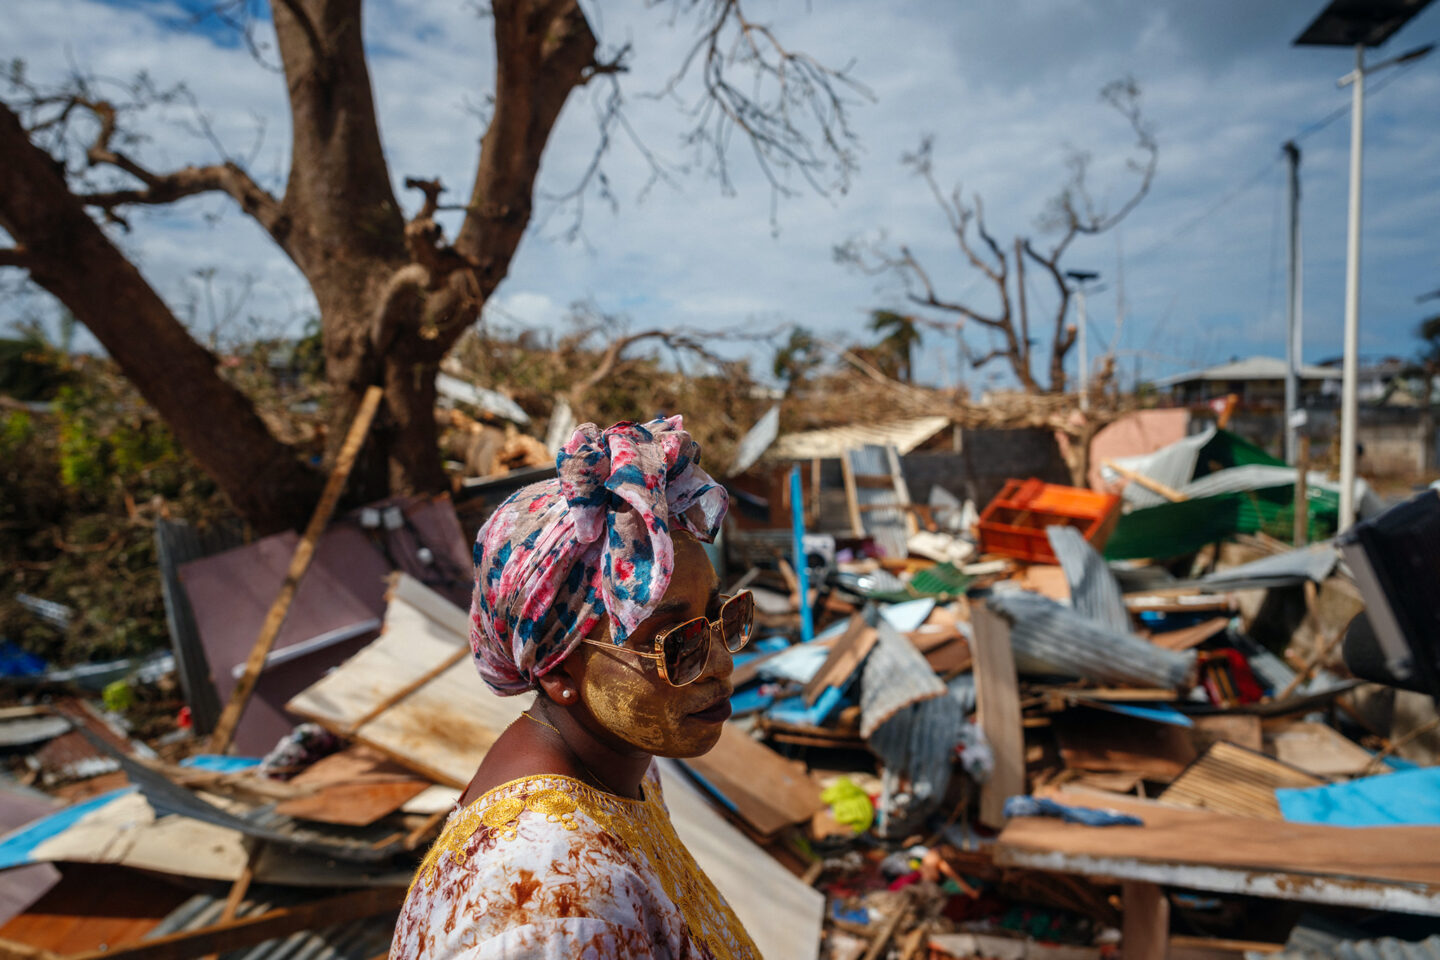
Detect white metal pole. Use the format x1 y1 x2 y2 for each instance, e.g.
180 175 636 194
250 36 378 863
1077 286 1089 411
1339 44 1364 530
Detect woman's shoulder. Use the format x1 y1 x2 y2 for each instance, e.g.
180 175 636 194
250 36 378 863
395 772 681 959
410 772 656 893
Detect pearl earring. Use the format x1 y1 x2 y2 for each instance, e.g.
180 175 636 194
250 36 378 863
561 689 572 700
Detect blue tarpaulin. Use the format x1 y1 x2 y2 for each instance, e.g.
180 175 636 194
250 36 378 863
1277 767 1440 827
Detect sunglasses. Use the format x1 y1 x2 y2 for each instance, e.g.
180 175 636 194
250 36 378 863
580 592 755 687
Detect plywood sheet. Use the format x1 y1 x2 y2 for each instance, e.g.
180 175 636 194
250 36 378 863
658 761 823 960
274 746 430 826
286 575 528 788
1264 721 1384 778
0 864 189 954
1160 742 1324 819
682 724 823 836
1000 784 1440 887
1055 709 1197 782
1190 715 1263 754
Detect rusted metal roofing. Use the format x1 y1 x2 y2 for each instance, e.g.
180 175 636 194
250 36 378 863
763 416 951 461
149 889 397 960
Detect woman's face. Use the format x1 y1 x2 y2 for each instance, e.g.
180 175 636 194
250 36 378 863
566 533 733 759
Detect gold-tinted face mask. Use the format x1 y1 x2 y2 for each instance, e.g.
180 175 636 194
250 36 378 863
571 534 735 758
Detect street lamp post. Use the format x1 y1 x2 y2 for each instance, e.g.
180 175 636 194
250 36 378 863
1338 42 1366 531
1295 0 1435 530
1066 270 1100 411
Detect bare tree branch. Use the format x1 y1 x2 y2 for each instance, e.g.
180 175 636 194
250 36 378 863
652 0 870 220
0 246 33 269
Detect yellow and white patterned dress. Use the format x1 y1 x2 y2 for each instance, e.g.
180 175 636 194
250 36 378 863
390 764 761 960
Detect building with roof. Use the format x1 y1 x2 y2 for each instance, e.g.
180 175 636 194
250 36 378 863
1154 356 1341 407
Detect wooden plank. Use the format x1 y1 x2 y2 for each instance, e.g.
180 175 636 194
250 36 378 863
682 723 824 837
62 887 405 960
1189 715 1263 754
971 603 1024 830
1159 742 1324 819
1000 785 1440 887
923 638 972 677
839 453 864 536
657 762 824 960
801 616 875 706
210 385 384 753
1150 617 1229 653
1122 881 1170 960
1104 458 1186 502
1264 720 1383 778
1072 771 1143 795
884 445 918 537
1055 709 1197 782
274 746 431 826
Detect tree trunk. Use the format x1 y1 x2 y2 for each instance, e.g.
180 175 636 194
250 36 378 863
0 104 320 532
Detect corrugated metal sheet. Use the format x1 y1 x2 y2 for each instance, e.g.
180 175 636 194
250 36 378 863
1046 526 1129 635
148 890 396 960
729 405 781 476
434 372 529 424
848 445 909 559
1107 428 1216 508
764 416 950 461
85 731 406 863
1270 931 1440 960
867 690 962 837
987 590 1195 688
861 622 961 836
1184 544 1338 592
858 621 948 738
156 517 246 733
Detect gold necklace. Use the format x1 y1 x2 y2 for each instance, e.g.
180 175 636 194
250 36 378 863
520 710 626 797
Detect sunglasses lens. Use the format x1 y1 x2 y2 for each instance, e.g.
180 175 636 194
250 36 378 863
721 592 754 653
663 618 709 686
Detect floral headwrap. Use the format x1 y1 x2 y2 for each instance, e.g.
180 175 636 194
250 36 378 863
469 416 728 695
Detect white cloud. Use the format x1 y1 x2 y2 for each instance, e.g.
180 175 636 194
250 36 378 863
4 0 1438 389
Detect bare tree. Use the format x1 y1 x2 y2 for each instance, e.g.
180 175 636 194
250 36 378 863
837 78 1156 396
0 0 863 530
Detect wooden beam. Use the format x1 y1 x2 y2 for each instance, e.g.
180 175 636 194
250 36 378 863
971 603 1024 830
839 452 864 536
209 385 384 753
62 888 405 960
1123 882 1170 960
1103 458 1187 502
345 645 470 735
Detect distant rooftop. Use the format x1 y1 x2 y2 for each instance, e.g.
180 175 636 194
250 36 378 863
1154 356 1344 388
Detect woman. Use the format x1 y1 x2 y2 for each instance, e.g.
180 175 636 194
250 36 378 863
390 416 762 960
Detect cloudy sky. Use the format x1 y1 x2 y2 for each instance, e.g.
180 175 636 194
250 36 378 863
7 0 1440 390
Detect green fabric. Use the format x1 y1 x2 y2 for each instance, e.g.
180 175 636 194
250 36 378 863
1192 429 1285 478
1103 486 1338 561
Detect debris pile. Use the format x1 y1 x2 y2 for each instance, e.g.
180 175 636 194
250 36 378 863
0 417 1436 960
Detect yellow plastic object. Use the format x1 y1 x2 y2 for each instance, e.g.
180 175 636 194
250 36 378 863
820 777 875 834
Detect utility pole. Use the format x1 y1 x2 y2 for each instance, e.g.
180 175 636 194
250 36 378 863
1283 141 1304 465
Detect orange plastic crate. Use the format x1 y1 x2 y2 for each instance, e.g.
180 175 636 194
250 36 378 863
976 478 1121 565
